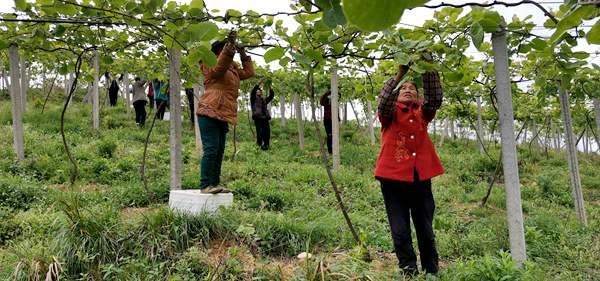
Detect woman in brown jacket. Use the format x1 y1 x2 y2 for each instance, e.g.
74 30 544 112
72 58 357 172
196 31 254 194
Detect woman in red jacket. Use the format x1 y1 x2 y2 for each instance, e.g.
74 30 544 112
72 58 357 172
375 63 444 276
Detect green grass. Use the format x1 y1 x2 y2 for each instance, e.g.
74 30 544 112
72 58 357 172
0 92 599 280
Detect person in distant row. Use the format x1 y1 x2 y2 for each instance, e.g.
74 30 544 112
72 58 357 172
375 60 444 276
106 72 120 106
153 79 168 120
196 30 254 194
132 77 148 127
185 87 196 128
320 90 341 154
147 79 155 109
250 84 274 150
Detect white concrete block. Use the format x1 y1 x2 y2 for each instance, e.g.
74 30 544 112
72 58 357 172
169 190 233 215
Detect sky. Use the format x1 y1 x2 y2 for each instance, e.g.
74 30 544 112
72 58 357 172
0 0 598 68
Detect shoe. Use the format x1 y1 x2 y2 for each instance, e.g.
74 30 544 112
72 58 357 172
260 145 268 151
200 186 223 194
215 185 232 193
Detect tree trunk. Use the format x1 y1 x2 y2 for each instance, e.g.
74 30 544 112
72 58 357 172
331 65 340 171
350 100 361 128
294 92 304 149
366 100 376 144
193 81 203 157
593 97 600 152
20 58 28 113
476 95 485 155
92 50 100 130
9 45 25 162
558 86 588 225
124 72 131 113
280 94 286 129
439 119 448 146
449 119 456 139
492 31 527 266
169 48 182 190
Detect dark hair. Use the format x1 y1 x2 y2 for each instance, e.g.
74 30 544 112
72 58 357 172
251 85 261 96
135 77 141 81
211 40 227 55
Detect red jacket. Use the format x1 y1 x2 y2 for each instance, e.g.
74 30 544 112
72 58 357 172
374 102 444 182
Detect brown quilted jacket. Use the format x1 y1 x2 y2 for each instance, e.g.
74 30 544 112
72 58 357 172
196 43 254 125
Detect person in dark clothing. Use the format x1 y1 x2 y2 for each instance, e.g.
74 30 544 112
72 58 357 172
320 90 340 154
250 84 274 150
185 88 195 128
106 73 119 106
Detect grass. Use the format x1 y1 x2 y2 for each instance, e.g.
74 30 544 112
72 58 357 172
0 91 599 280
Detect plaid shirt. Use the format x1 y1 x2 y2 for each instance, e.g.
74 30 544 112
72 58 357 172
377 71 443 127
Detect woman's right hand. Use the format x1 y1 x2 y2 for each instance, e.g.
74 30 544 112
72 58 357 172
227 30 237 44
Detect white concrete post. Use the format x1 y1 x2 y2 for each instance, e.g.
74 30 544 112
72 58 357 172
492 30 527 266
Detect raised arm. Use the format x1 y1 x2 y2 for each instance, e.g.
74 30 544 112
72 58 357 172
237 46 255 80
250 85 258 106
202 43 235 79
377 65 407 128
265 87 275 104
421 71 443 122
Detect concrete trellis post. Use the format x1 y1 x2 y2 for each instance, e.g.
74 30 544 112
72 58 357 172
294 92 304 149
9 44 25 162
492 30 527 266
169 48 183 190
331 65 340 171
92 50 100 130
558 86 588 225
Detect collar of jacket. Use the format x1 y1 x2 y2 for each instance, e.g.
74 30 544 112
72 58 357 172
396 101 421 111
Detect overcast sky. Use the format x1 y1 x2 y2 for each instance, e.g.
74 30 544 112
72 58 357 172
1 0 598 67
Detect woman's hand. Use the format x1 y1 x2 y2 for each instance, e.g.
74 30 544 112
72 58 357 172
395 64 409 81
227 30 237 44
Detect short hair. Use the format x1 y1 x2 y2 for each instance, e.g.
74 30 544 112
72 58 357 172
135 77 141 81
211 40 227 55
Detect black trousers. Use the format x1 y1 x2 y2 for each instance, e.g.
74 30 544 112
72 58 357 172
254 119 271 149
148 96 154 109
379 175 439 275
323 119 332 154
156 100 167 120
133 100 147 126
185 90 195 126
109 90 118 106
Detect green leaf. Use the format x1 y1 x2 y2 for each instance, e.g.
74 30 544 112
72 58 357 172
550 5 597 44
444 72 463 82
264 47 286 63
395 52 410 65
53 25 66 37
530 38 547 50
279 57 291 67
572 52 590 59
186 22 219 42
189 0 204 10
0 39 9 50
478 11 503 32
197 46 217 67
342 0 405 32
15 0 27 11
586 19 600 45
323 2 346 29
469 22 484 50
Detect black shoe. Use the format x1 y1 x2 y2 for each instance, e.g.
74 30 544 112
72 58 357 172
261 144 269 150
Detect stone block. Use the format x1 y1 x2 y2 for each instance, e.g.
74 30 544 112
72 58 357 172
168 190 233 215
